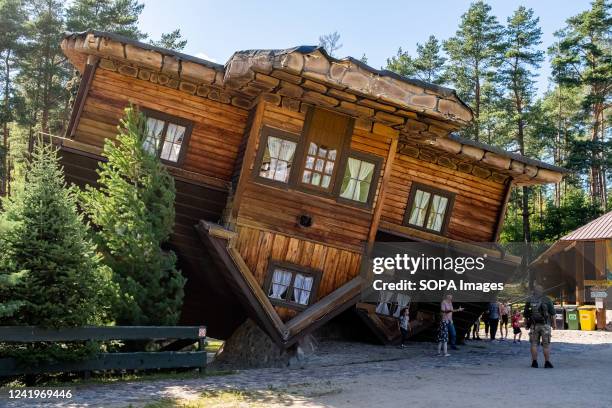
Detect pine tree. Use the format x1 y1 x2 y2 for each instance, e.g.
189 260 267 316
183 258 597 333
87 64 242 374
0 140 116 328
550 0 611 209
66 0 145 39
0 0 27 194
16 0 69 135
80 107 184 325
386 36 447 84
0 219 27 319
444 1 505 141
500 6 545 248
150 29 188 51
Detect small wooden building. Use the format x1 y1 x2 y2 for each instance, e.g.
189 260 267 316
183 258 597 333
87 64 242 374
59 31 566 347
532 211 612 329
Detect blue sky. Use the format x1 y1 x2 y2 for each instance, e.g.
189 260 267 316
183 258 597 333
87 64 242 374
139 0 593 95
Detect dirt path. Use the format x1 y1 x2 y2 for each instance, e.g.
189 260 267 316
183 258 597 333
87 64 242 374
5 331 612 408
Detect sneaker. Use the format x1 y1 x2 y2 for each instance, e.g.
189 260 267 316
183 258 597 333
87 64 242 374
544 361 554 369
437 352 442 356
451 345 459 350
531 360 538 368
444 353 451 357
513 340 516 344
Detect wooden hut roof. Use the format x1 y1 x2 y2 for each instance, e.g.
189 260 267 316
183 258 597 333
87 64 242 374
61 30 567 186
561 211 612 241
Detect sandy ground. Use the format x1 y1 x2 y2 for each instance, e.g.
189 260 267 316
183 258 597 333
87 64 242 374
4 330 612 408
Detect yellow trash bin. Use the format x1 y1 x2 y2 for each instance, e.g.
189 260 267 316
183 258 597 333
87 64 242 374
578 306 597 331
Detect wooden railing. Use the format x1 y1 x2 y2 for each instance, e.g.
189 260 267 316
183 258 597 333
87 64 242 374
0 326 207 376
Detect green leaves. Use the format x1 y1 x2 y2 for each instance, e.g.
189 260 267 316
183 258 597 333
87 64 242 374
0 139 118 329
80 106 184 326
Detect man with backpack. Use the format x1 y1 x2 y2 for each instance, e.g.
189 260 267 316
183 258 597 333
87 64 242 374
523 284 556 368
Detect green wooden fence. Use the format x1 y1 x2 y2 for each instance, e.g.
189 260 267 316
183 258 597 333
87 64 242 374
0 326 207 376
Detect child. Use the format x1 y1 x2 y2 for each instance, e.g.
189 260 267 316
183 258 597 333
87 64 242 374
437 318 450 356
512 309 522 343
398 307 411 348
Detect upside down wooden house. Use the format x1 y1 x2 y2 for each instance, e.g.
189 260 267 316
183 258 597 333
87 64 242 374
59 31 567 347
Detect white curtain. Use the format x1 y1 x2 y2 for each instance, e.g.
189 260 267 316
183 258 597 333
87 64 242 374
376 290 394 315
161 124 186 162
260 136 282 179
340 158 361 200
274 139 296 182
393 293 411 318
144 117 165 155
426 195 448 232
270 269 292 300
293 273 314 305
408 190 431 227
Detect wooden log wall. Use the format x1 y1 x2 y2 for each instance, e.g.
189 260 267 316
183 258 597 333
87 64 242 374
234 225 362 321
235 103 393 253
74 67 248 182
381 152 506 242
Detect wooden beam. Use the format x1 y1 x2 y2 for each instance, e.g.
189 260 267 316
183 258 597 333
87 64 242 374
493 178 514 242
195 221 288 346
378 220 521 264
230 101 266 225
366 132 398 254
284 277 362 337
66 55 99 138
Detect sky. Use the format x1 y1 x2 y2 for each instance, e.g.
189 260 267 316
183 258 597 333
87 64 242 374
138 0 594 96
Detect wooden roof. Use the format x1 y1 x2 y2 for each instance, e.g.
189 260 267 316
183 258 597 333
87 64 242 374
61 30 566 186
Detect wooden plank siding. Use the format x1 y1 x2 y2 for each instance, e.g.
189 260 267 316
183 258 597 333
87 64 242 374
235 103 394 252
73 68 248 182
380 152 506 243
234 226 362 321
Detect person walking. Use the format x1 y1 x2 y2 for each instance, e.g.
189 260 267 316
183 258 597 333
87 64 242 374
482 309 490 338
470 313 481 340
512 309 522 343
500 302 510 340
398 307 411 348
524 284 556 368
488 301 500 341
441 294 464 350
437 316 450 357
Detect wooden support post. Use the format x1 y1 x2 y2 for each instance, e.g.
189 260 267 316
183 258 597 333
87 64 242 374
198 326 207 373
366 132 398 255
595 240 606 329
65 55 99 139
230 101 266 225
493 178 514 242
576 242 585 306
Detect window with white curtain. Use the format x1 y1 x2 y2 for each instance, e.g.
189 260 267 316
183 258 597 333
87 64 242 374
266 264 319 309
339 156 377 204
404 184 453 233
259 135 297 183
142 110 192 165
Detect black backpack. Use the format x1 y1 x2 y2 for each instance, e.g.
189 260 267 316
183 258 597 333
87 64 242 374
529 296 549 324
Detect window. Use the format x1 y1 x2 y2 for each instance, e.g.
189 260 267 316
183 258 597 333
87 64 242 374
265 263 321 309
337 152 381 206
142 109 192 165
255 127 299 184
298 108 352 193
403 183 454 234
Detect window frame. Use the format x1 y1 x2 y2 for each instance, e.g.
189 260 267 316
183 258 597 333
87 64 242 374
291 107 354 197
140 107 193 166
252 126 301 188
334 150 383 209
263 261 322 310
402 182 455 235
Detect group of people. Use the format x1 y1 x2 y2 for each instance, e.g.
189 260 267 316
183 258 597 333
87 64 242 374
467 300 523 343
398 285 556 368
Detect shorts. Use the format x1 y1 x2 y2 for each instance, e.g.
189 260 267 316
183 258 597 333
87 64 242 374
502 315 509 325
529 323 551 346
513 326 521 335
